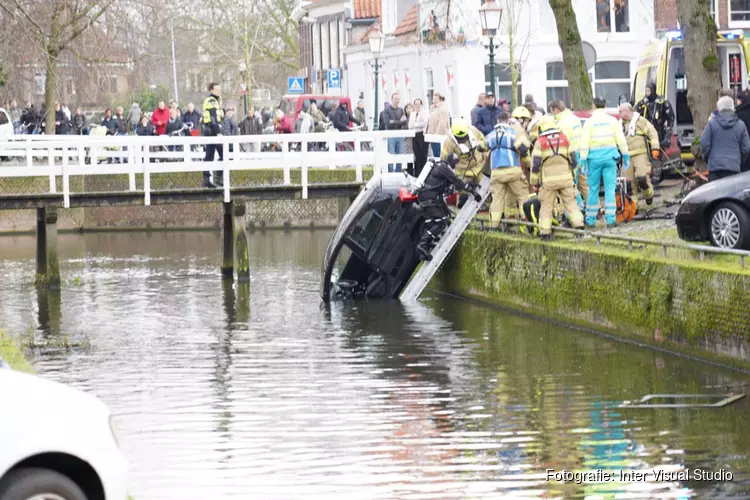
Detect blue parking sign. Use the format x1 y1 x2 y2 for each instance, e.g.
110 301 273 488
328 69 341 89
288 77 304 94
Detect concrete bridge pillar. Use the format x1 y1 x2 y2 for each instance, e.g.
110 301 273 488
35 206 60 288
233 203 250 282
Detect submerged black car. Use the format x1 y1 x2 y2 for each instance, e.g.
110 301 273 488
675 171 750 249
320 172 434 302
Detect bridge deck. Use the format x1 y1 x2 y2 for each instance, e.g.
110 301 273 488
0 183 363 210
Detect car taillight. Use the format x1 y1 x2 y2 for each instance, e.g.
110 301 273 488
444 193 458 206
399 187 418 202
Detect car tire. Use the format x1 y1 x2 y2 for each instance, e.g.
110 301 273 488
708 202 750 250
0 467 88 500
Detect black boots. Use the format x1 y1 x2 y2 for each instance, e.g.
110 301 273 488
416 242 433 261
201 176 215 188
213 171 224 188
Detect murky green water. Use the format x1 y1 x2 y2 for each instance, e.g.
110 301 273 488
1 230 749 500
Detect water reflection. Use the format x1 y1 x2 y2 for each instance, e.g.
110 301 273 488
35 285 62 337
0 231 748 499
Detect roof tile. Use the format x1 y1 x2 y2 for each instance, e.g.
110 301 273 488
354 0 381 19
392 5 418 37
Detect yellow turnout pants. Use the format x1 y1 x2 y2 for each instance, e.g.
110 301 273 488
539 179 584 235
490 167 528 224
625 154 654 205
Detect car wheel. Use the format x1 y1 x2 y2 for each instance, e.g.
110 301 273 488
709 202 750 250
0 467 87 500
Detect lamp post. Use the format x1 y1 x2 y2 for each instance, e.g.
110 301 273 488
368 27 385 130
239 61 248 116
479 0 504 98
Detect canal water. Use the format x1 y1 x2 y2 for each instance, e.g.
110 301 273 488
1 230 749 500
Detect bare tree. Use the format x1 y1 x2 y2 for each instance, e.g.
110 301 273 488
0 0 119 133
548 0 593 110
498 0 533 109
676 0 718 134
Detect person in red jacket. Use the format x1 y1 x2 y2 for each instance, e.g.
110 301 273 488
151 101 170 135
274 109 293 134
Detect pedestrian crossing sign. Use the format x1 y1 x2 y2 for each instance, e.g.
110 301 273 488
288 77 304 94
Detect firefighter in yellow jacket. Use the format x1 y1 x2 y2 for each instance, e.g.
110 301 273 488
441 118 488 182
486 111 530 224
618 102 660 206
530 116 585 240
510 106 534 192
550 99 588 210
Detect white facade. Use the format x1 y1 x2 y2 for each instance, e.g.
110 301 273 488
302 0 353 95
344 0 655 125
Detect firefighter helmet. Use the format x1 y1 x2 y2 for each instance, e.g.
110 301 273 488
512 106 531 120
451 119 469 139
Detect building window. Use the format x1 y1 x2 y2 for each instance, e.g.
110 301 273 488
425 68 434 104
486 64 522 106
329 20 339 69
321 22 330 70
596 0 629 33
710 0 717 20
593 61 630 106
65 78 75 96
545 62 570 109
34 73 45 95
730 0 750 22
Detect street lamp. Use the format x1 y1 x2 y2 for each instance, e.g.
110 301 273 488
368 27 385 130
479 0 503 98
239 61 248 116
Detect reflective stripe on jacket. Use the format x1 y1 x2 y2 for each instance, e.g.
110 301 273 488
579 109 628 162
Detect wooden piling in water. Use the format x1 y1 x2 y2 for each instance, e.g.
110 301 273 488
233 203 250 282
221 202 234 278
35 206 60 287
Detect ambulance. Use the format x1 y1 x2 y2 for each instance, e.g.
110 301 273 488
628 30 750 166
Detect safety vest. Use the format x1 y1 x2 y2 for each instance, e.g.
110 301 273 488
531 129 574 185
202 95 224 125
487 125 521 169
579 109 628 162
555 109 583 153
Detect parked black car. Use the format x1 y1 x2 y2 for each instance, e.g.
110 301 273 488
675 171 750 249
320 173 434 302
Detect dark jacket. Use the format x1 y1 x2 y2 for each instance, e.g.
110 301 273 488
102 116 119 134
55 109 69 135
418 160 469 201
476 105 502 136
470 105 483 128
700 110 750 173
182 110 201 133
115 114 128 134
332 106 353 131
135 123 155 136
382 102 407 130
72 114 87 135
166 118 186 135
221 116 238 136
735 103 750 172
238 115 263 135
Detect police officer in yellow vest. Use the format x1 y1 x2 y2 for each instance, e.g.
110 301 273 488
202 82 225 188
530 116 585 240
618 102 660 206
440 118 488 182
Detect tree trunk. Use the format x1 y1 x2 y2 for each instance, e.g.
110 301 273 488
676 0 719 135
549 0 593 110
44 48 59 135
509 26 518 109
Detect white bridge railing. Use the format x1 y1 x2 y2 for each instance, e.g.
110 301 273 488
0 131 447 208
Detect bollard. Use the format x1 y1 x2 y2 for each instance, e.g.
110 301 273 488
233 203 250 282
221 201 234 278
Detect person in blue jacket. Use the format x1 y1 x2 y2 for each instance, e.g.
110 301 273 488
475 92 503 136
